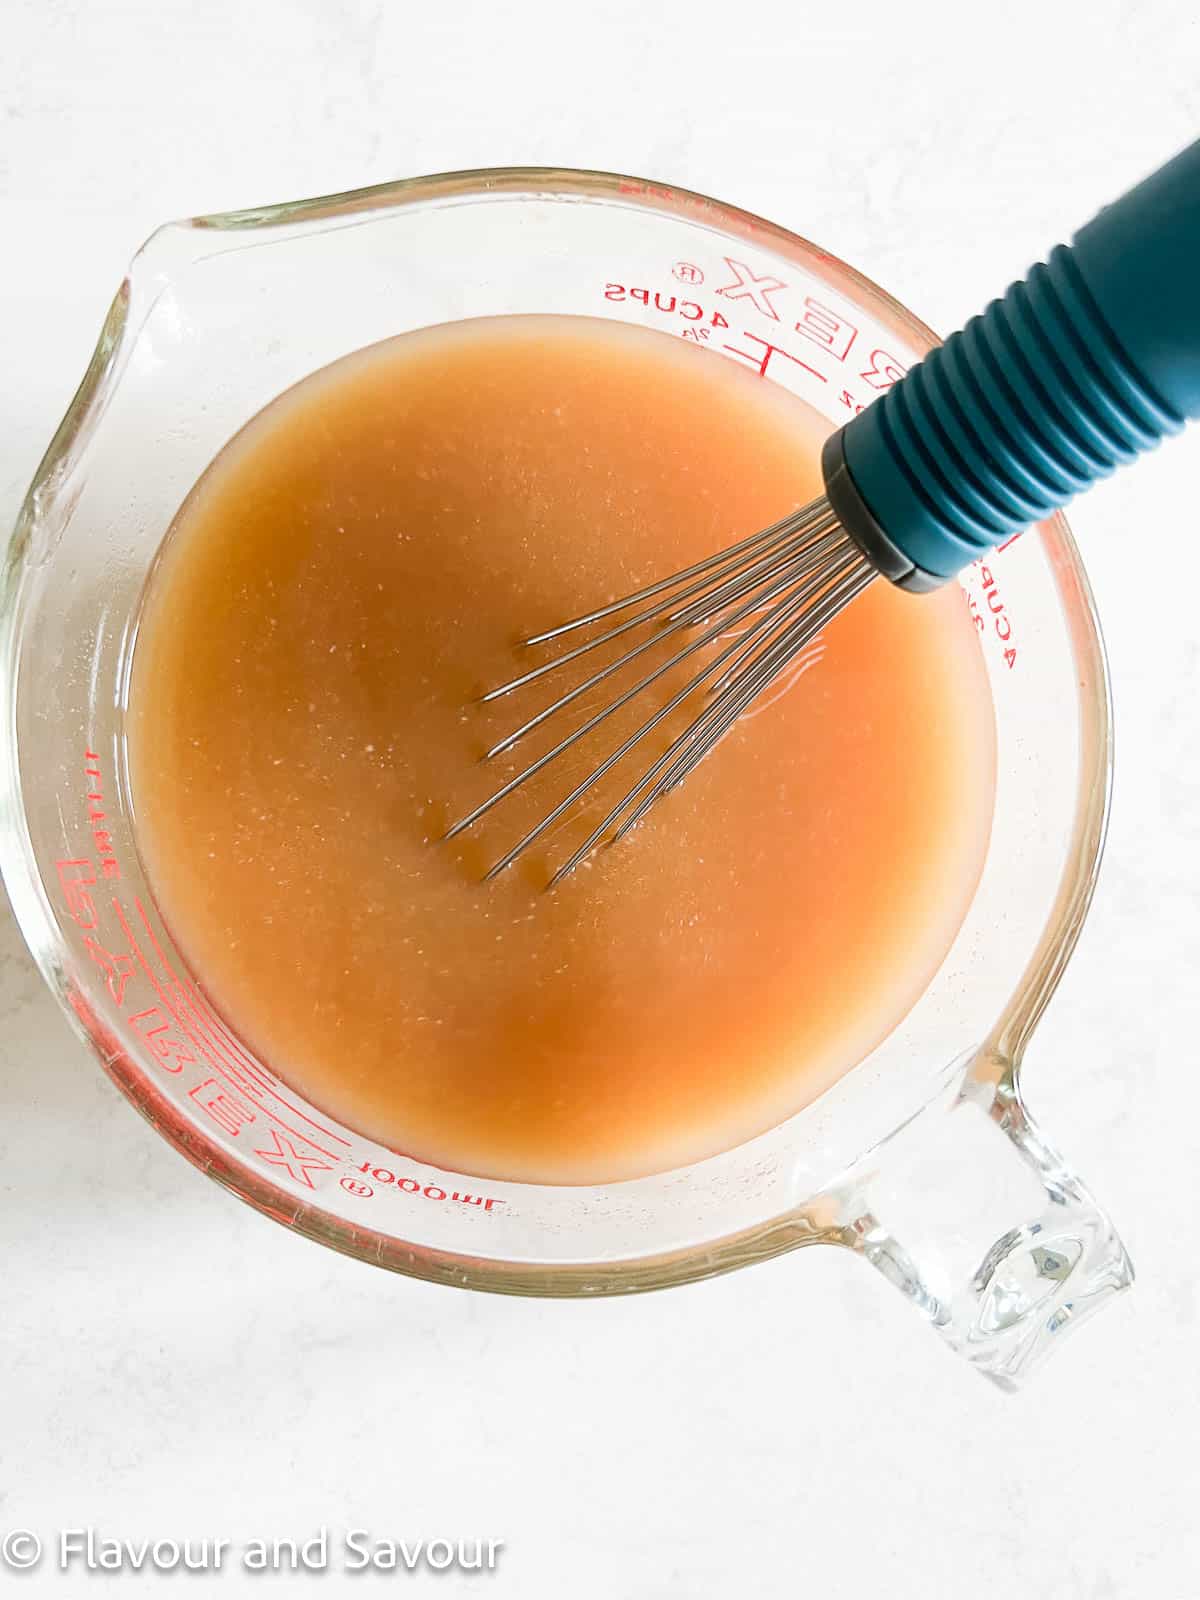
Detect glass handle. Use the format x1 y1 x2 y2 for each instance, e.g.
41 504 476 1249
832 1062 1133 1389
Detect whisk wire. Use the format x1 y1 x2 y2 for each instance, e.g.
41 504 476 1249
467 545 843 875
617 559 876 826
548 552 873 885
519 503 831 646
444 499 874 881
482 514 838 758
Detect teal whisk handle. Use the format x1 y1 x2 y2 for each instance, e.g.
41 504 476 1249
824 138 1200 589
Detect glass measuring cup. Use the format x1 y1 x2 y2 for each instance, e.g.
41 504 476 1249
0 168 1131 1387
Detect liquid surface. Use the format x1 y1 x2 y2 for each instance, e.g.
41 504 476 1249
127 315 996 1185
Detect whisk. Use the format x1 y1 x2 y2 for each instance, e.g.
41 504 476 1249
447 139 1200 884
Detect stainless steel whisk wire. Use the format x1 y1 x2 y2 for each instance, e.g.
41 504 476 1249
443 501 875 883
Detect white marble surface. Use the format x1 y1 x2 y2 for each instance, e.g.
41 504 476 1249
3 1 1200 1594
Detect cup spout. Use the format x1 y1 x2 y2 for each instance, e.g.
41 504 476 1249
832 1058 1133 1389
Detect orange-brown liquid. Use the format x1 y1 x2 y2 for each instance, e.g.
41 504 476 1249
127 316 995 1185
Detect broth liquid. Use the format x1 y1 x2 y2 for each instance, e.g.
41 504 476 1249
127 315 996 1184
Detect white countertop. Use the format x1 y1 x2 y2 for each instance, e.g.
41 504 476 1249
3 1 1199 1593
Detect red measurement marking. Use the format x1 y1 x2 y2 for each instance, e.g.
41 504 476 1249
859 349 908 391
357 1162 503 1210
128 1005 196 1073
254 1129 332 1188
966 562 1018 670
715 257 787 321
114 901 265 1100
996 530 1024 554
111 896 346 1161
126 897 341 1126
340 1176 374 1198
83 749 120 879
83 933 137 1006
673 261 704 284
56 858 99 929
978 562 1017 668
130 896 350 1150
722 330 826 385
131 919 276 1096
838 389 866 415
602 284 728 329
793 295 858 363
189 1076 256 1136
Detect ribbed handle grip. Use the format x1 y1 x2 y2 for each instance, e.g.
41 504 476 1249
829 138 1200 587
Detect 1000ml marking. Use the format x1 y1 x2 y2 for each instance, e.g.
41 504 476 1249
355 1162 502 1211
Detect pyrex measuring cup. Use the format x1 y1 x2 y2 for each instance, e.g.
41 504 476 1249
0 169 1131 1387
